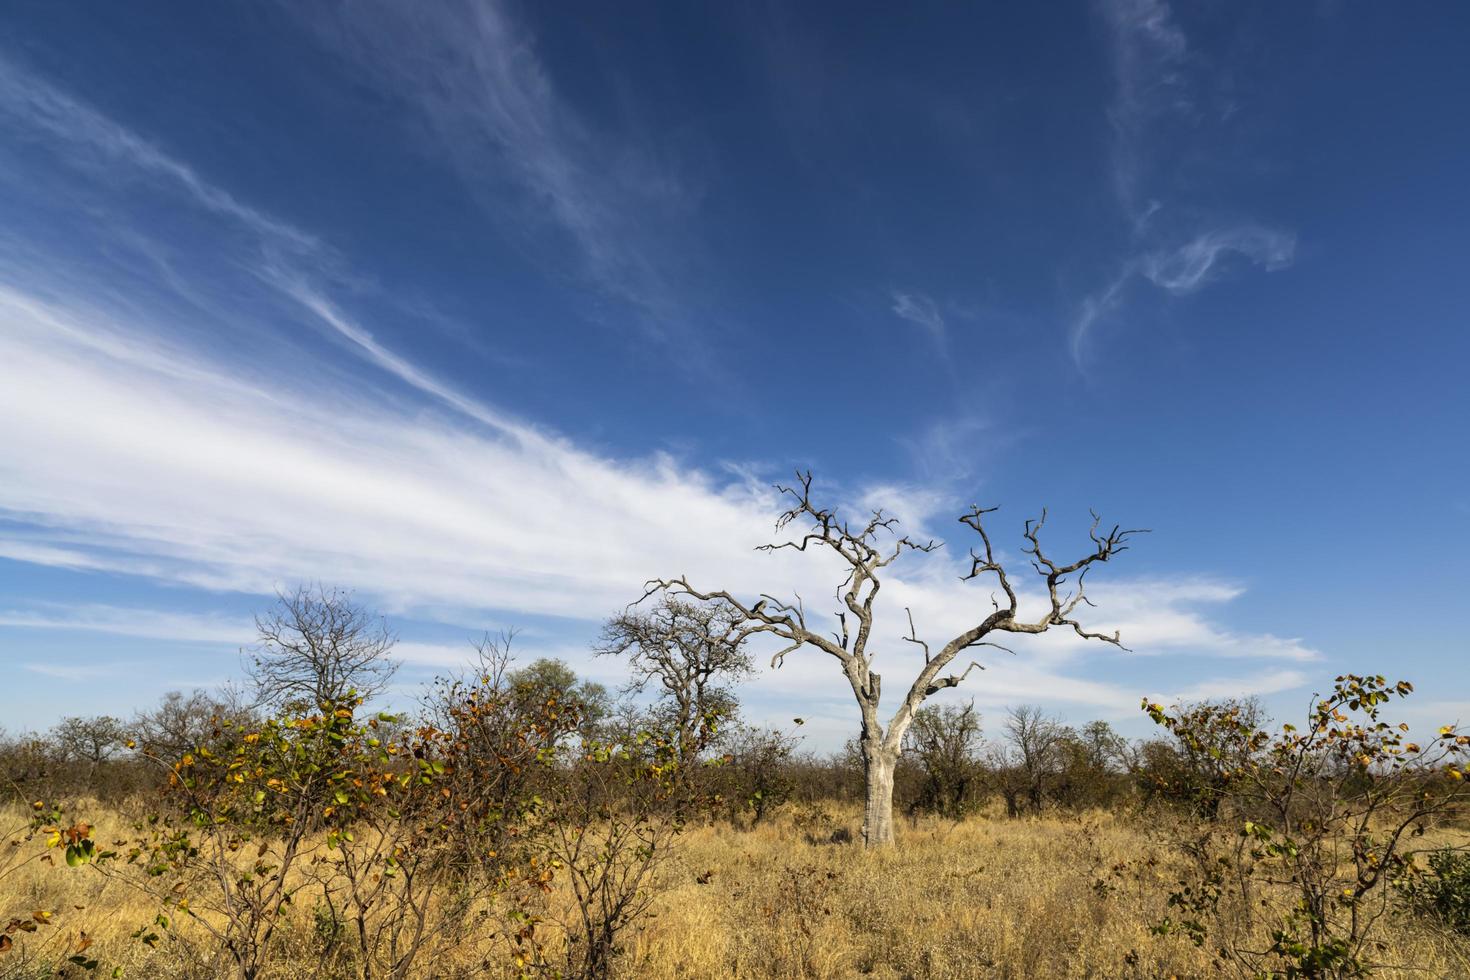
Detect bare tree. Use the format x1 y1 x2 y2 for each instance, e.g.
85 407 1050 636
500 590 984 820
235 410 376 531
642 471 1142 847
131 689 252 762
596 596 755 763
1001 705 1069 814
246 585 397 712
50 715 127 767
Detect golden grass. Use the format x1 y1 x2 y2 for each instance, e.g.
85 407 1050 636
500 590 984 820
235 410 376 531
3 800 1467 978
638 805 1468 979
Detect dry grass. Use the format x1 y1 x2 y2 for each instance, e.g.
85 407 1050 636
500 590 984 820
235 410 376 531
2 800 1466 978
639 804 1468 979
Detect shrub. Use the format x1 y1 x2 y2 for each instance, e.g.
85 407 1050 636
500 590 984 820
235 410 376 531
1400 848 1470 936
1144 675 1470 978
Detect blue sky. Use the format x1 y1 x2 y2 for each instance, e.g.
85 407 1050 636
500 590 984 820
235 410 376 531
2 1 1467 747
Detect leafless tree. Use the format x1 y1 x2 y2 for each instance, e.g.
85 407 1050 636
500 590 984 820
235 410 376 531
642 470 1142 847
246 585 397 712
131 688 252 762
50 715 128 766
1000 705 1069 814
596 596 754 763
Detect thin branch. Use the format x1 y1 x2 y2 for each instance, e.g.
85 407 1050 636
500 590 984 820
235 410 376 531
902 607 931 664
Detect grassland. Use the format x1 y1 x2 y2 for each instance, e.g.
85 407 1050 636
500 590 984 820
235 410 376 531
3 800 1467 979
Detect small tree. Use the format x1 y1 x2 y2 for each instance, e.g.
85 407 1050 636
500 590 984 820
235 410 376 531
532 727 688 979
1001 705 1069 814
721 724 800 826
97 693 473 980
100 699 367 980
1146 696 1267 819
420 635 583 885
597 596 754 765
425 638 690 979
644 471 1142 847
1052 719 1131 810
131 689 252 762
905 701 983 819
507 657 611 743
247 585 398 713
304 712 463 980
50 716 127 767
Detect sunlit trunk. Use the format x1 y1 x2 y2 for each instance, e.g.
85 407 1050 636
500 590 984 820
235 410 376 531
861 740 899 847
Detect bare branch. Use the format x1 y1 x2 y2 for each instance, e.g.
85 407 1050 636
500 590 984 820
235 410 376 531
902 607 931 663
923 660 985 697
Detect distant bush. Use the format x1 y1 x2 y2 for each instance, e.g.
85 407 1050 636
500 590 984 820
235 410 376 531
1400 848 1470 937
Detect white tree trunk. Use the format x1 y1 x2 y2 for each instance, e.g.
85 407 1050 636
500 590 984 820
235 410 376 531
860 741 899 847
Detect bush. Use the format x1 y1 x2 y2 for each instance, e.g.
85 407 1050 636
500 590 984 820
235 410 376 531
1143 675 1470 978
1400 848 1470 936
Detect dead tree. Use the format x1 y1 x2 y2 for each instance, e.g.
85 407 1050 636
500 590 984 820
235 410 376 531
642 471 1142 848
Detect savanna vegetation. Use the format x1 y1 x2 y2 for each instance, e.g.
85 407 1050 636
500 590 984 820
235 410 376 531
3 486 1468 979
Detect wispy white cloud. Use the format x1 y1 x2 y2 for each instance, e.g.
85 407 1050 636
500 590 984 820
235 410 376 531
393 641 492 668
890 291 946 338
1070 226 1295 361
0 284 1317 715
0 540 121 573
23 663 102 682
0 604 252 645
0 52 318 253
1096 0 1190 216
0 53 552 439
272 277 531 439
1159 667 1311 704
1141 227 1296 295
885 572 1320 669
896 414 1000 487
291 0 697 337
1076 1 1296 367
0 282 792 620
1069 270 1132 366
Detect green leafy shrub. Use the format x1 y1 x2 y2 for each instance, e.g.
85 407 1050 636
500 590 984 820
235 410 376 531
1400 848 1470 936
